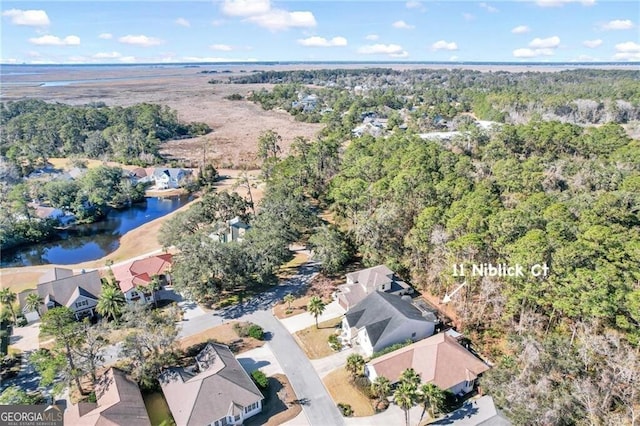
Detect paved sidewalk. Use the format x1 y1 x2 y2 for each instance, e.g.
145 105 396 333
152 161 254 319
279 300 345 334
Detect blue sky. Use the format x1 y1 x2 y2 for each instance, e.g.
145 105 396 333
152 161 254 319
1 1 639 63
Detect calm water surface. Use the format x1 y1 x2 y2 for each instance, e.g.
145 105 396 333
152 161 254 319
1 195 191 267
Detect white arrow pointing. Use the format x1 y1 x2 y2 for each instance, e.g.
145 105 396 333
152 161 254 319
442 281 467 304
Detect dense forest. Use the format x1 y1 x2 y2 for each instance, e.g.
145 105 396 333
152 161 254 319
0 100 211 173
228 69 640 424
220 68 640 126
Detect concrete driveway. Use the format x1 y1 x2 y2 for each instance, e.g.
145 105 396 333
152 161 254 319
8 321 41 352
279 300 345 334
310 347 358 379
237 343 284 377
344 404 425 426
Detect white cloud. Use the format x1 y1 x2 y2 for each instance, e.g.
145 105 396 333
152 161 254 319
365 34 379 41
615 41 640 52
2 9 50 27
601 19 634 30
529 36 560 48
405 1 424 10
536 0 595 7
29 35 81 46
298 36 347 47
450 55 459 61
246 10 316 30
358 43 407 57
513 48 555 58
463 13 475 21
210 44 233 51
93 51 122 59
176 17 190 27
432 40 458 51
511 25 530 34
221 0 271 17
392 20 415 30
211 19 225 27
119 56 137 63
118 35 163 47
98 33 113 40
582 39 602 48
182 56 257 62
479 2 499 12
613 41 640 60
390 51 409 58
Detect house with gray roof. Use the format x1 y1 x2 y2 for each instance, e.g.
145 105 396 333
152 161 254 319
159 343 263 426
340 291 438 357
19 269 102 322
336 264 414 310
64 368 151 426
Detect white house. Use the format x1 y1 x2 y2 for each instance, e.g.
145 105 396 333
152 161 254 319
340 291 438 357
19 269 102 321
159 343 263 426
365 332 490 397
336 265 414 310
152 168 191 189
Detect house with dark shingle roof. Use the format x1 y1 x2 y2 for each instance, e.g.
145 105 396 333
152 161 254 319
64 368 151 426
159 343 263 426
19 269 102 322
336 265 414 310
340 291 438 356
366 332 490 396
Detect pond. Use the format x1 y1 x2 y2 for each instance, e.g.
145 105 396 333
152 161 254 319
143 391 176 426
1 195 191 267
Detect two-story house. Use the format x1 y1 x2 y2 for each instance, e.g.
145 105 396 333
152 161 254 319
113 254 173 304
340 291 438 357
336 265 414 310
19 268 102 322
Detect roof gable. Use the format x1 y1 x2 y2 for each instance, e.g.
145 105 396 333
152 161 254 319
160 343 263 426
368 333 490 390
345 292 432 347
35 270 102 311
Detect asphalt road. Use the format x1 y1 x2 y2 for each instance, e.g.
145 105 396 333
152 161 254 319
247 310 346 426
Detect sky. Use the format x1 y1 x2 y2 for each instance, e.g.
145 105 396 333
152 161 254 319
1 0 639 64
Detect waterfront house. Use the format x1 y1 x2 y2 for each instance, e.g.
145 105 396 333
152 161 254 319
19 269 102 322
113 254 173 304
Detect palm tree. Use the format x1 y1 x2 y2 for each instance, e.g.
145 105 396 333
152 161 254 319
307 296 326 328
24 293 43 318
284 293 295 310
148 276 163 308
419 383 447 421
393 381 418 426
0 288 17 324
96 286 126 322
400 368 421 388
345 353 365 379
371 376 392 404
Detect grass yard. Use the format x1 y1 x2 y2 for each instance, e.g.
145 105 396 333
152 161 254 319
273 295 310 319
293 317 342 360
277 250 311 279
178 321 264 353
323 368 375 417
246 374 302 426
